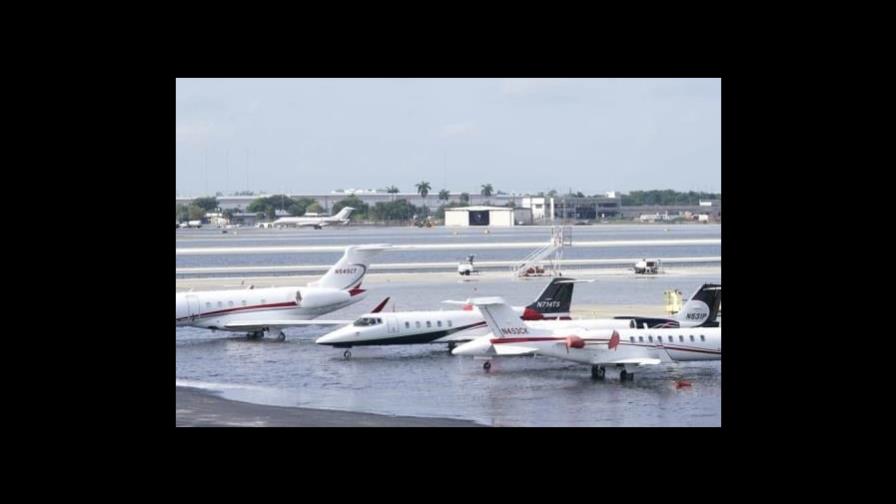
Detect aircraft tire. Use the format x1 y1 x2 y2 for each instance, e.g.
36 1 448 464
483 361 491 371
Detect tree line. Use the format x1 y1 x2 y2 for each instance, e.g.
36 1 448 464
177 187 720 223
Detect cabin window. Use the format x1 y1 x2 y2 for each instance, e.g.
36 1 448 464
405 322 410 329
416 321 421 328
206 302 211 308
638 336 643 343
261 299 266 304
668 336 673 342
228 301 234 307
648 336 653 343
426 321 431 328
679 335 684 342
242 300 247 306
690 335 695 342
217 301 223 308
437 321 442 327
629 336 635 343
448 320 453 327
700 335 705 342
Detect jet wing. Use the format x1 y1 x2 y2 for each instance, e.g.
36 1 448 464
222 320 352 330
595 357 663 366
493 345 539 356
439 333 479 343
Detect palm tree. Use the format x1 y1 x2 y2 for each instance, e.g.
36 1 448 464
481 183 494 197
416 181 431 204
438 189 450 202
386 185 400 194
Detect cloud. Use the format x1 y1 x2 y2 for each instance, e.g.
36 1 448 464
440 121 478 138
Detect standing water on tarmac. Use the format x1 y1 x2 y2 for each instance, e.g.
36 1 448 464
176 263 722 427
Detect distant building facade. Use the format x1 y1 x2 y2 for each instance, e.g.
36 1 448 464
444 206 530 227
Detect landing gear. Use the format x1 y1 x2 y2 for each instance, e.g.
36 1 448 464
447 342 456 352
343 350 352 360
247 331 264 340
483 360 492 371
276 331 286 342
591 365 606 380
620 369 633 381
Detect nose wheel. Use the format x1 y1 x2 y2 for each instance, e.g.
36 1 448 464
620 369 633 381
276 331 286 342
591 365 606 380
343 350 352 360
483 360 491 371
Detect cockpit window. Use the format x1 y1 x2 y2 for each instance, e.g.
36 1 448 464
353 317 382 327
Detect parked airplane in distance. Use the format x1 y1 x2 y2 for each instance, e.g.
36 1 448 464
271 207 354 229
175 244 389 341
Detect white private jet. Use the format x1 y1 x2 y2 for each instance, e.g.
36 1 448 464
315 281 721 358
315 277 589 358
175 244 389 341
271 207 354 229
452 296 721 380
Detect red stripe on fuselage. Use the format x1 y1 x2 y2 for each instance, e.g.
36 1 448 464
195 301 297 318
489 336 721 355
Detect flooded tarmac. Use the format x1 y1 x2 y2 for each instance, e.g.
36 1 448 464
176 227 722 427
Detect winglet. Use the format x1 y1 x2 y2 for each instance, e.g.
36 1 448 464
608 330 620 350
370 297 390 313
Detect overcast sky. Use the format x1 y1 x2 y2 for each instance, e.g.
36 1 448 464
176 78 720 196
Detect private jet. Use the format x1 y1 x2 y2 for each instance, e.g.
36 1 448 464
175 244 388 341
452 297 721 380
271 207 354 229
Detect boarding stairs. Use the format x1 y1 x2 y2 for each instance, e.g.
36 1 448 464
511 226 572 277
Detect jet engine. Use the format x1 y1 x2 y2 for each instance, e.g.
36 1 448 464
296 288 351 309
565 335 586 349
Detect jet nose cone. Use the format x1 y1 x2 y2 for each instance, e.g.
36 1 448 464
316 326 356 345
314 333 335 345
315 331 341 345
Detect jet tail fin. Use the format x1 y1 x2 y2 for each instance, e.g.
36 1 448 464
311 244 389 290
468 297 549 338
332 207 355 221
675 283 722 327
522 277 576 320
370 297 390 313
